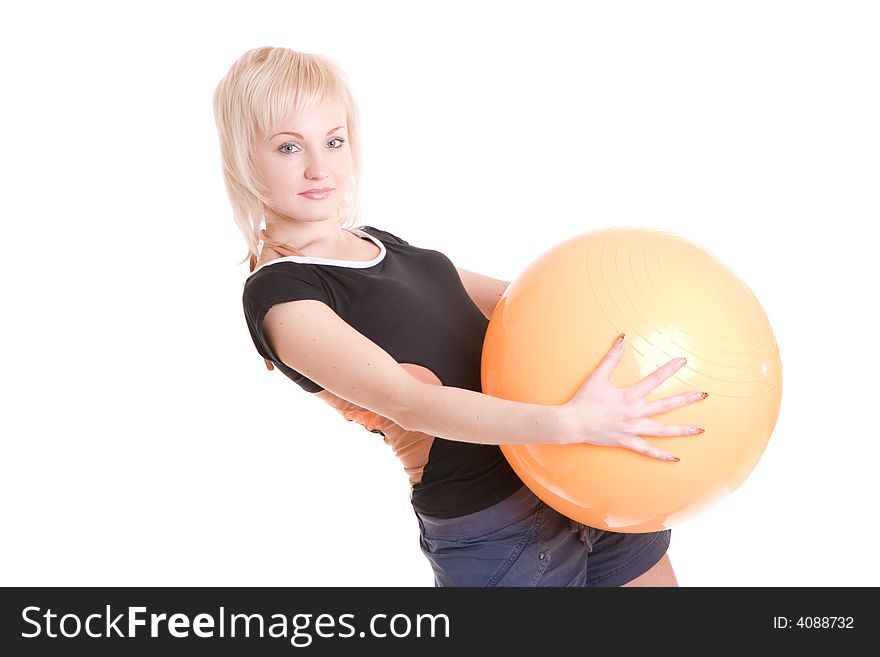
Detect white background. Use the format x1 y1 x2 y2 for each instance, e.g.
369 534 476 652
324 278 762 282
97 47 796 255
1 0 877 589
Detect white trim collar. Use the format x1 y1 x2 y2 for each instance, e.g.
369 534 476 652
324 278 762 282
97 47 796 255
248 228 386 276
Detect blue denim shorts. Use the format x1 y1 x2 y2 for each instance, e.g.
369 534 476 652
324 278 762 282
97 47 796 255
416 484 671 587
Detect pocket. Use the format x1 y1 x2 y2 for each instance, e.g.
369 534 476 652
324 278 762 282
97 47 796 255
487 529 551 587
418 505 547 587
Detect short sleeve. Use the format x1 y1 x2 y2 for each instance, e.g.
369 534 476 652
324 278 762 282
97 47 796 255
241 265 331 391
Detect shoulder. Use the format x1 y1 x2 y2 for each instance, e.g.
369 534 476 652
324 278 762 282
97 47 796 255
244 259 320 290
242 264 328 317
358 225 410 246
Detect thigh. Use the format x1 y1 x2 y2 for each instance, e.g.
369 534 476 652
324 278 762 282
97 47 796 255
621 552 678 587
582 526 672 587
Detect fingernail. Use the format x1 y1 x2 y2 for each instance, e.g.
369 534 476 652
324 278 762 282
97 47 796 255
669 456 680 462
692 427 705 435
616 333 626 344
677 357 687 366
699 392 709 400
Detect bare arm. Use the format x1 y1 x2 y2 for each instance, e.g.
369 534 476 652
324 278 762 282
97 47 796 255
264 301 706 459
400 378 565 445
263 299 566 446
455 267 509 320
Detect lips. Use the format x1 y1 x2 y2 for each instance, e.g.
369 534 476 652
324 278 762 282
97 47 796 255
299 187 334 198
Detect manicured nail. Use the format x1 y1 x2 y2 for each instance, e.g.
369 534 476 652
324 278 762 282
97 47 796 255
669 456 680 462
677 358 687 366
699 392 709 400
691 427 705 435
616 333 626 344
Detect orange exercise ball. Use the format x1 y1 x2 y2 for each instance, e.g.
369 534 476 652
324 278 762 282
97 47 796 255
481 228 782 533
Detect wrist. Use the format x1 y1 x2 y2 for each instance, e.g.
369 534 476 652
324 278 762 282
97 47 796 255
548 402 576 445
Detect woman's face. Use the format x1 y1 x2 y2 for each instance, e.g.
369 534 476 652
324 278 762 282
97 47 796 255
253 98 352 225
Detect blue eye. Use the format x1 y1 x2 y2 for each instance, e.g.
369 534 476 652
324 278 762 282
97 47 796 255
278 138 345 154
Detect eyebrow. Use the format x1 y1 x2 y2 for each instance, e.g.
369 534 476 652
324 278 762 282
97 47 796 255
270 125 346 140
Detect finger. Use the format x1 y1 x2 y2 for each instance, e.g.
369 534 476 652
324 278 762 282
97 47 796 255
642 390 709 416
628 357 687 399
593 333 626 382
619 435 679 462
630 418 704 437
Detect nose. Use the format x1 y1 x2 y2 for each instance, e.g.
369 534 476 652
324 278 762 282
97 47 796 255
303 150 329 182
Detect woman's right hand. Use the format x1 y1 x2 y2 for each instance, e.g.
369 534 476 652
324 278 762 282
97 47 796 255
560 333 708 461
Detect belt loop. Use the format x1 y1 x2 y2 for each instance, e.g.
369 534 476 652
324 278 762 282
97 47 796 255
569 519 594 552
580 524 594 552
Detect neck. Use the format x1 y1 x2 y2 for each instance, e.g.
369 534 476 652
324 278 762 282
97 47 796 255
262 217 347 252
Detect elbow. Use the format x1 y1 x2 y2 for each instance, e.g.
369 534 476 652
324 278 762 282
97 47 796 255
391 375 437 433
392 382 422 433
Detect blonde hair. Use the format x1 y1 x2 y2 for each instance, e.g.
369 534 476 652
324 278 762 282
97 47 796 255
213 47 363 269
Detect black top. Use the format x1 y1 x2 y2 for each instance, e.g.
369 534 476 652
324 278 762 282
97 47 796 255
241 225 521 517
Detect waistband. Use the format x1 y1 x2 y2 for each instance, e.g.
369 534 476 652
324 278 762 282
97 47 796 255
415 484 539 539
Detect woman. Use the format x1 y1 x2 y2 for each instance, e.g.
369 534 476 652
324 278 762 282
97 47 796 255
213 46 707 587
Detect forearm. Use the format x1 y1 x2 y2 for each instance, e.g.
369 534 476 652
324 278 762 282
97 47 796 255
398 381 569 445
